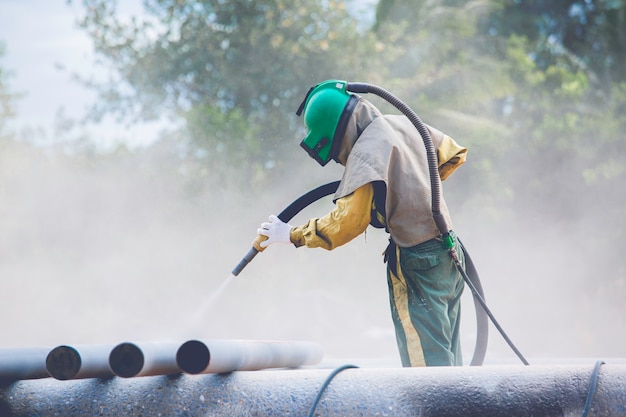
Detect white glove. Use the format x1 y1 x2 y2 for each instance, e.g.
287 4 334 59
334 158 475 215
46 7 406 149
257 215 292 248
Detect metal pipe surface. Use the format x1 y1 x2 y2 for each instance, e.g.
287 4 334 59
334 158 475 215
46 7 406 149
46 345 115 381
1 364 625 416
176 339 324 374
0 347 51 383
108 342 182 378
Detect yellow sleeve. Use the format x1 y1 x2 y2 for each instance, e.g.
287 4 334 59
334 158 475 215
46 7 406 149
290 183 374 250
437 135 467 181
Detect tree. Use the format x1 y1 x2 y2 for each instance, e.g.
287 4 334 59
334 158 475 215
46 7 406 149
74 0 384 188
372 1 626 228
476 2 626 229
372 0 517 213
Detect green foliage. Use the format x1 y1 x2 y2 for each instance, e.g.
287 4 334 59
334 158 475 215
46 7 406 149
488 0 626 87
74 0 625 228
373 1 519 210
371 0 626 245
76 0 385 188
183 104 269 188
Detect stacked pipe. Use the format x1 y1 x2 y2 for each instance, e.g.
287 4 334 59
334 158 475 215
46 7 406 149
0 339 324 383
0 347 52 383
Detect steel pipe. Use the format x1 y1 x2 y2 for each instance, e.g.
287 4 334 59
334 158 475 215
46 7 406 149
176 339 324 374
108 341 182 378
1 364 625 416
0 347 51 383
46 345 115 381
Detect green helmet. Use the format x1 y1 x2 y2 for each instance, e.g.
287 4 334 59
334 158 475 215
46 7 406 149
296 80 358 166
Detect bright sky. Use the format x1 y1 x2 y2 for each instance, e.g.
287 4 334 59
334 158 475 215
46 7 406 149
0 0 164 150
0 0 377 150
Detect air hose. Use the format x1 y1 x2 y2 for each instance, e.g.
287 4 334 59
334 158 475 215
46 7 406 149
231 179 488 366
231 181 341 277
232 81 527 366
346 82 528 366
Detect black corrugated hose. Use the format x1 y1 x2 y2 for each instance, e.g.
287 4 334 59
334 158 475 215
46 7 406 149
347 82 528 366
346 83 448 235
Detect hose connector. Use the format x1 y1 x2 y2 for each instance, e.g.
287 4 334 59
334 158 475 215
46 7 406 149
441 230 456 250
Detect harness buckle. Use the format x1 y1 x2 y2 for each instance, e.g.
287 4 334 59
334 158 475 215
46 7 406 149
440 230 456 250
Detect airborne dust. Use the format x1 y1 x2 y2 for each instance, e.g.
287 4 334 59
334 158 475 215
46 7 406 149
0 135 624 365
0 0 623 366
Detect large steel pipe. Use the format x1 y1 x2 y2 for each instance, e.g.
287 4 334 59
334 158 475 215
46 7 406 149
46 345 114 381
0 347 51 383
176 339 324 374
108 341 181 378
0 364 625 416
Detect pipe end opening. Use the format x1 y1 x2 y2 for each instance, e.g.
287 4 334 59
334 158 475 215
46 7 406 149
46 345 81 380
109 343 144 378
177 340 210 374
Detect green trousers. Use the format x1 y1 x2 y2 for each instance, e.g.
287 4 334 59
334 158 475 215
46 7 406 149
386 238 465 366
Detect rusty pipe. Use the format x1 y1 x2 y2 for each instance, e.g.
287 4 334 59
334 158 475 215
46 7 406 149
108 342 182 378
46 345 115 381
176 339 324 374
3 364 626 416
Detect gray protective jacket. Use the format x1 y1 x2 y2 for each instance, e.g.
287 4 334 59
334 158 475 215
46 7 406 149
334 98 466 247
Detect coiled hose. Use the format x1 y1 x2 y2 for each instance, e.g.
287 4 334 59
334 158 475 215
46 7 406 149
346 82 527 366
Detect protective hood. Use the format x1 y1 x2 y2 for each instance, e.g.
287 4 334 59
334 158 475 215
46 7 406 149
335 98 383 165
296 80 359 166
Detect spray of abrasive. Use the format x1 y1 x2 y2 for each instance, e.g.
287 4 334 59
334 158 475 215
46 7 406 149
180 273 237 338
185 182 342 338
203 273 237 311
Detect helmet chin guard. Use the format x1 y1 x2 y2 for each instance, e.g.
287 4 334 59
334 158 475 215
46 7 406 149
296 80 358 166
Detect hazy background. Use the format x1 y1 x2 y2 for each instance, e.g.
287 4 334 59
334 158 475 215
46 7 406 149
0 0 624 366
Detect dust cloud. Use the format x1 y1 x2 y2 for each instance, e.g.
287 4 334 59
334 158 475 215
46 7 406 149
0 140 398 363
0 135 623 366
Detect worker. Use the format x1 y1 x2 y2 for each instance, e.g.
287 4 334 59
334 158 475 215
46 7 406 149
253 80 468 367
